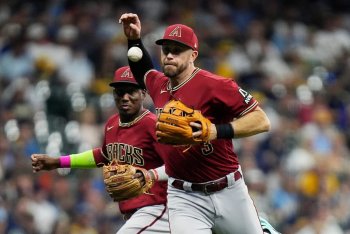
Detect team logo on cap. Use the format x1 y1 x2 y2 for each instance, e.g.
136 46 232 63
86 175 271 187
169 26 181 38
121 69 133 78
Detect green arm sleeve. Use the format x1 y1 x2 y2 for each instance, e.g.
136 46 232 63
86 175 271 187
70 150 97 168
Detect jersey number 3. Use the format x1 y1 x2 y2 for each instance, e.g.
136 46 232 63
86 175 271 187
201 142 213 155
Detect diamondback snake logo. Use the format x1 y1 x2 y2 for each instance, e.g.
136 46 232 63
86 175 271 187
169 26 181 38
121 69 133 78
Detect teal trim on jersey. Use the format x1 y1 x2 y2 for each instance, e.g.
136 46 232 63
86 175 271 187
70 150 97 168
259 217 281 234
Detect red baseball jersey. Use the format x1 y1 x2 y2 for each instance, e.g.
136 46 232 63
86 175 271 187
92 110 167 213
145 68 258 183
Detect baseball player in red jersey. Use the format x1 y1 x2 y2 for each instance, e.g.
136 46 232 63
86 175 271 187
119 13 277 234
31 66 170 233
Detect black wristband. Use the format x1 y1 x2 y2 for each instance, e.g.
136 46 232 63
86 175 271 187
128 39 142 47
216 124 234 139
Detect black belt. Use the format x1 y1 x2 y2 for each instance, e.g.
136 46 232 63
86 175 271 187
171 171 242 195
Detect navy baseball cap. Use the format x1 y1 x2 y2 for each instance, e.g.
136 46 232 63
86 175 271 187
109 66 140 87
155 24 198 51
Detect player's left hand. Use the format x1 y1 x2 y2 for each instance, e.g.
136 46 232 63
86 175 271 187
103 162 154 202
190 122 217 141
133 171 146 187
156 100 212 145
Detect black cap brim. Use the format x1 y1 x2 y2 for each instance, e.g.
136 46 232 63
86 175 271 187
109 81 140 88
155 39 193 50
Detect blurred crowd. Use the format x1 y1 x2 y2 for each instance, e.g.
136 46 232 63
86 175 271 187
0 0 350 233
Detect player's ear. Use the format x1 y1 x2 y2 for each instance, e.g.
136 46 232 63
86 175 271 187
190 50 198 63
141 89 147 98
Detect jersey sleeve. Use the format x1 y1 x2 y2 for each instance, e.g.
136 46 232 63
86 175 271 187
92 148 108 166
213 79 258 118
144 70 168 99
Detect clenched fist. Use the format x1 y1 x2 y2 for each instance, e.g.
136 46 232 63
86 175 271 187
31 154 60 173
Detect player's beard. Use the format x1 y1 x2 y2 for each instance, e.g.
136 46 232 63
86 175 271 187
163 63 187 78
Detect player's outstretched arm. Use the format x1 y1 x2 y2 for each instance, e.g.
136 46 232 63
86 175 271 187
118 13 154 89
31 154 59 172
31 149 103 173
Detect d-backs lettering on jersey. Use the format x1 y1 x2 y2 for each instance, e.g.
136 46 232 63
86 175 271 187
105 142 144 166
144 68 258 182
98 111 167 213
102 112 165 170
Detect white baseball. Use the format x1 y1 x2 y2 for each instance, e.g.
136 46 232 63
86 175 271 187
127 47 143 62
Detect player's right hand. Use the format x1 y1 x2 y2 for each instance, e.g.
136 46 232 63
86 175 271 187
31 154 60 173
118 13 141 40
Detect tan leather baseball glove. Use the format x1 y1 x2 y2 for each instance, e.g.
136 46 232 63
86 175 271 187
103 161 154 202
156 100 212 145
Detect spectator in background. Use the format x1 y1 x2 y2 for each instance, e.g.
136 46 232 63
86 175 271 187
0 36 34 86
78 106 103 149
58 45 95 91
295 201 344 234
